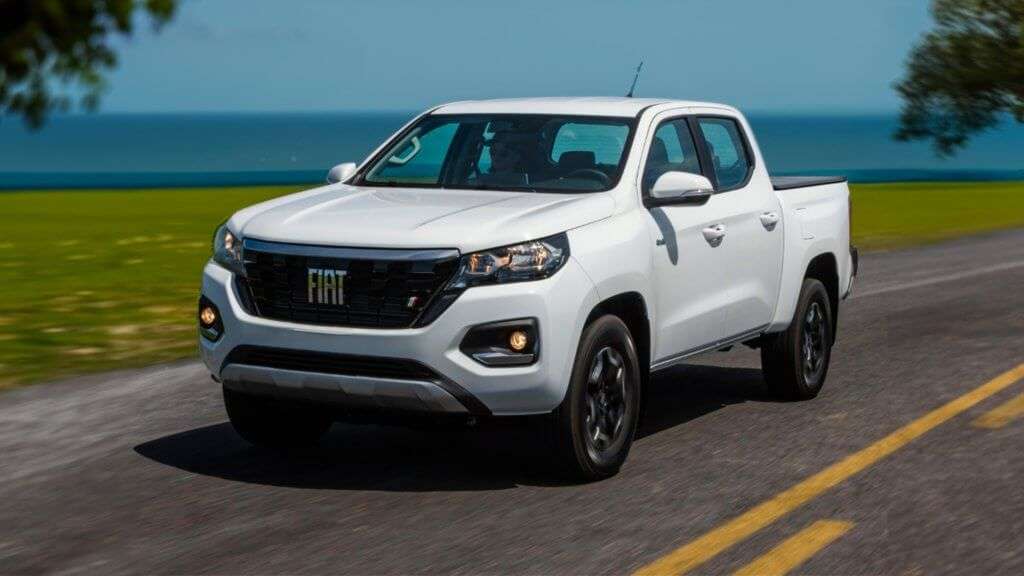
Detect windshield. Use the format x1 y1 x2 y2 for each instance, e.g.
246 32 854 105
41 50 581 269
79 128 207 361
356 114 636 193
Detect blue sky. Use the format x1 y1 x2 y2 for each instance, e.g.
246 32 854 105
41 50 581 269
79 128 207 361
104 0 933 113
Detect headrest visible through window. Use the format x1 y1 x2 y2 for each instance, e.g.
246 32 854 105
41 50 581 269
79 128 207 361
558 150 597 170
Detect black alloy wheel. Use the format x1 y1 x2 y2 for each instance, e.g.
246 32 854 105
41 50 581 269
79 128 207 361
761 278 834 400
551 314 641 481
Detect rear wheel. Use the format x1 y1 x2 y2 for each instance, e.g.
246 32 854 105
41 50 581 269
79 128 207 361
223 386 333 450
551 315 642 481
761 278 833 400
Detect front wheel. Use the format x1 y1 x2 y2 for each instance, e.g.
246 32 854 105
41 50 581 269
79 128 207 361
551 315 642 481
761 278 833 400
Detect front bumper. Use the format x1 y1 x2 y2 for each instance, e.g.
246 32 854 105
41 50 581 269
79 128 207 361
199 257 599 416
221 364 473 414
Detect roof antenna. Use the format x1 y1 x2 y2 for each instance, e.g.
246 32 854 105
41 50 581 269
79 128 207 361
625 61 644 98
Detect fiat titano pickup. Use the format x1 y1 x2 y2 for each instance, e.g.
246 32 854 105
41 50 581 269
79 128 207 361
199 97 856 480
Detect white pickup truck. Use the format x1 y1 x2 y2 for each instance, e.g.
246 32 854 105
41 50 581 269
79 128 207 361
199 97 856 480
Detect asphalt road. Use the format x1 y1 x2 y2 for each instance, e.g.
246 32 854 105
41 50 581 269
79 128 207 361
3 229 1024 575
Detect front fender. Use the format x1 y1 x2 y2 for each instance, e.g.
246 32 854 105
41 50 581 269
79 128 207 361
567 212 657 363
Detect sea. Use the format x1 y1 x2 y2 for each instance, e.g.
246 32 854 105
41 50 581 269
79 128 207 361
1 111 1022 189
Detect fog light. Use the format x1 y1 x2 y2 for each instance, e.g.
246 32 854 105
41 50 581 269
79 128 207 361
460 318 538 367
198 296 223 341
508 330 529 352
200 306 217 327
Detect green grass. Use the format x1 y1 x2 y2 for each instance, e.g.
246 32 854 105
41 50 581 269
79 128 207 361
850 181 1024 251
0 180 1022 389
0 186 303 388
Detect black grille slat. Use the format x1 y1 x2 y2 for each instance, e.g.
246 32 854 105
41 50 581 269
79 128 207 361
242 244 458 328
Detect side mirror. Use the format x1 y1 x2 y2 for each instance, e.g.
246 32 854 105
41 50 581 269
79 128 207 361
647 171 714 207
326 162 357 184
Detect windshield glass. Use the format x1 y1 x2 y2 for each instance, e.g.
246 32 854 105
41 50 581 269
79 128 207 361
356 114 635 193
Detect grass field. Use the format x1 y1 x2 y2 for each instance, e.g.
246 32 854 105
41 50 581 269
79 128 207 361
1 180 1023 389
851 181 1024 250
0 186 300 388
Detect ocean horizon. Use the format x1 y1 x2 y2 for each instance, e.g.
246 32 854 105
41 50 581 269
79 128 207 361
2 111 1022 189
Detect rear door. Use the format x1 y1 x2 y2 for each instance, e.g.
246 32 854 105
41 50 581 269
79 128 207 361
693 114 784 338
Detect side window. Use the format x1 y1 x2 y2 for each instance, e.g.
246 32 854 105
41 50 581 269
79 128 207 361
697 117 751 190
365 122 458 184
642 118 701 193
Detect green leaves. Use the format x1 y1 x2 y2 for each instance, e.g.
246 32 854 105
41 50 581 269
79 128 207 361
895 0 1024 156
0 0 178 128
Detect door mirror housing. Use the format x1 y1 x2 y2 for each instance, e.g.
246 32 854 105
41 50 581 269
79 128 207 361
647 171 714 207
326 162 357 184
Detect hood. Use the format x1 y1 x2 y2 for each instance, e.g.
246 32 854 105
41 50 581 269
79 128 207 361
230 184 615 253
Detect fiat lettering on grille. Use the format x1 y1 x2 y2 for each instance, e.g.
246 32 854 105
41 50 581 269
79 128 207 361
307 268 347 305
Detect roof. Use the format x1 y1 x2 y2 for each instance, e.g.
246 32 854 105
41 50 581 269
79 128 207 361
431 97 730 118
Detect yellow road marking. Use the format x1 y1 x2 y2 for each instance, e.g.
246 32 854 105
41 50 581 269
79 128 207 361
634 363 1024 576
972 393 1024 429
733 520 853 576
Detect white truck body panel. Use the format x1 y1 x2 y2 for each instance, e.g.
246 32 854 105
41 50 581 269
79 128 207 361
769 181 853 330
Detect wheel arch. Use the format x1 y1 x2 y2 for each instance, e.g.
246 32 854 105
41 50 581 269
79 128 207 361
584 291 652 389
804 252 839 342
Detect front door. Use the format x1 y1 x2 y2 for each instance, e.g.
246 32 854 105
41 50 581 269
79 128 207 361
642 116 737 361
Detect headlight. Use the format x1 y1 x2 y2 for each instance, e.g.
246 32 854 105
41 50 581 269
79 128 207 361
448 233 569 289
212 223 245 276
411 233 570 327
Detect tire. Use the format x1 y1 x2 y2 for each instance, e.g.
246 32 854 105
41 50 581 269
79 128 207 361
551 314 642 481
223 386 333 450
761 278 833 400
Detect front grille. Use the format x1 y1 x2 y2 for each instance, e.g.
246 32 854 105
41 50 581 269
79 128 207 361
224 345 438 380
241 240 460 328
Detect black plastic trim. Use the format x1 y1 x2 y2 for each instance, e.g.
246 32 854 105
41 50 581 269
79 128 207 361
685 116 718 185
240 240 460 329
643 191 712 209
412 291 463 328
770 176 849 191
693 115 756 193
232 276 257 314
459 318 540 367
242 239 459 262
651 324 769 372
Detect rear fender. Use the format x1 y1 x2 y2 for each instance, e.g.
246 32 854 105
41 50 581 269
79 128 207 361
768 182 851 331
